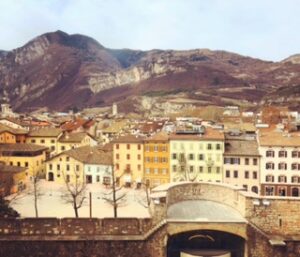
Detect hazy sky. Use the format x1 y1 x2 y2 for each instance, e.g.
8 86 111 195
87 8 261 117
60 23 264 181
0 0 299 61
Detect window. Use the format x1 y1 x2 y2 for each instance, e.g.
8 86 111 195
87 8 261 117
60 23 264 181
40 139 45 144
189 154 194 160
292 150 300 158
180 166 185 172
234 170 238 178
76 165 80 172
279 150 287 158
199 166 203 173
216 167 220 173
51 146 55 151
145 145 150 152
66 164 70 171
31 139 36 143
216 144 221 150
253 158 258 166
51 139 55 144
245 158 249 165
172 153 177 160
66 175 70 183
116 144 119 150
145 157 150 163
207 144 212 150
162 169 167 175
96 176 100 182
243 185 248 191
127 144 130 150
162 157 167 163
88 166 91 172
126 154 130 160
137 164 141 171
145 168 150 174
226 170 230 178
278 162 287 170
116 164 119 170
266 150 274 157
172 165 177 172
266 175 274 182
208 167 212 173
265 186 274 196
224 158 231 164
198 154 204 161
154 168 158 174
61 146 65 151
245 171 249 179
137 154 141 160
278 175 287 183
154 157 158 163
25 162 28 167
9 161 13 166
292 176 299 183
233 158 240 165
57 164 60 171
49 164 53 170
278 187 286 196
189 166 194 173
179 153 185 162
154 145 158 152
292 163 299 170
137 144 141 150
253 171 258 179
116 154 119 160
266 162 274 170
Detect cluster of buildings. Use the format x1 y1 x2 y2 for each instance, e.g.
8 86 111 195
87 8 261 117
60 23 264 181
1 104 300 198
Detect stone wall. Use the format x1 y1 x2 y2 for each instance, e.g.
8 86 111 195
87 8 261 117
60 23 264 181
0 217 153 236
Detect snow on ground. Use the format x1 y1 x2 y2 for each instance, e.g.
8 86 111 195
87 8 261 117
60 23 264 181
8 180 150 218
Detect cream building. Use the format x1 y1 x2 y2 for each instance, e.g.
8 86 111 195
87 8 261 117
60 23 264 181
258 130 300 197
169 128 224 183
223 137 260 194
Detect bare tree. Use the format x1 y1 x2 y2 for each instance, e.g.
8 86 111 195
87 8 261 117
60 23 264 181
136 182 151 209
103 165 126 218
61 170 87 218
176 152 199 182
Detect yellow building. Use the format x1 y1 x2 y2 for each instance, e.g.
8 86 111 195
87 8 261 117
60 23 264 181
46 146 112 185
0 164 27 196
113 135 144 188
143 132 170 188
0 143 48 180
57 132 97 153
26 128 63 156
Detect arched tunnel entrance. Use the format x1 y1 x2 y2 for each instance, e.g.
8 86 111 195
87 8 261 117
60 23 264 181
167 230 245 257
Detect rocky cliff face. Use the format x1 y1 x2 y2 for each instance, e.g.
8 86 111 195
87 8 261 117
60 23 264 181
0 30 300 112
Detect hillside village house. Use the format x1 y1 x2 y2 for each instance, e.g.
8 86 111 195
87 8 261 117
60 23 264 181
223 137 260 194
113 135 144 188
258 130 300 197
0 117 27 130
0 124 28 143
169 127 224 183
46 146 112 185
0 144 48 180
143 132 170 188
60 118 96 136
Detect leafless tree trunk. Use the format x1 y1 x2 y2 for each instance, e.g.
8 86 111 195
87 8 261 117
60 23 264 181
103 165 126 218
62 170 87 218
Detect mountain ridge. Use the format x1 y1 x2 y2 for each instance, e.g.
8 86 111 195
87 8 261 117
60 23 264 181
0 30 299 113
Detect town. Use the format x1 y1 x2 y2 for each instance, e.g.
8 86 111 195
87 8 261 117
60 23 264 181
1 101 300 217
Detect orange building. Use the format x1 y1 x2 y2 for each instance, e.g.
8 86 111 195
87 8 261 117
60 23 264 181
143 132 170 188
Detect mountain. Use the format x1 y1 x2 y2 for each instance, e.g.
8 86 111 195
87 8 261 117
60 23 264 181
0 30 300 113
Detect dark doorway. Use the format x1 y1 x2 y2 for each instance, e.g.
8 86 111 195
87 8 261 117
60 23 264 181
167 230 245 257
86 175 92 184
292 187 299 197
48 172 54 181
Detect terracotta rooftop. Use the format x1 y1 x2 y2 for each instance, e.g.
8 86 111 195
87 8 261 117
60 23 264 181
112 134 144 143
0 124 28 135
54 146 112 165
59 132 91 143
259 131 300 147
224 139 260 156
144 132 169 142
169 127 224 141
0 143 48 152
28 128 63 137
61 118 95 131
